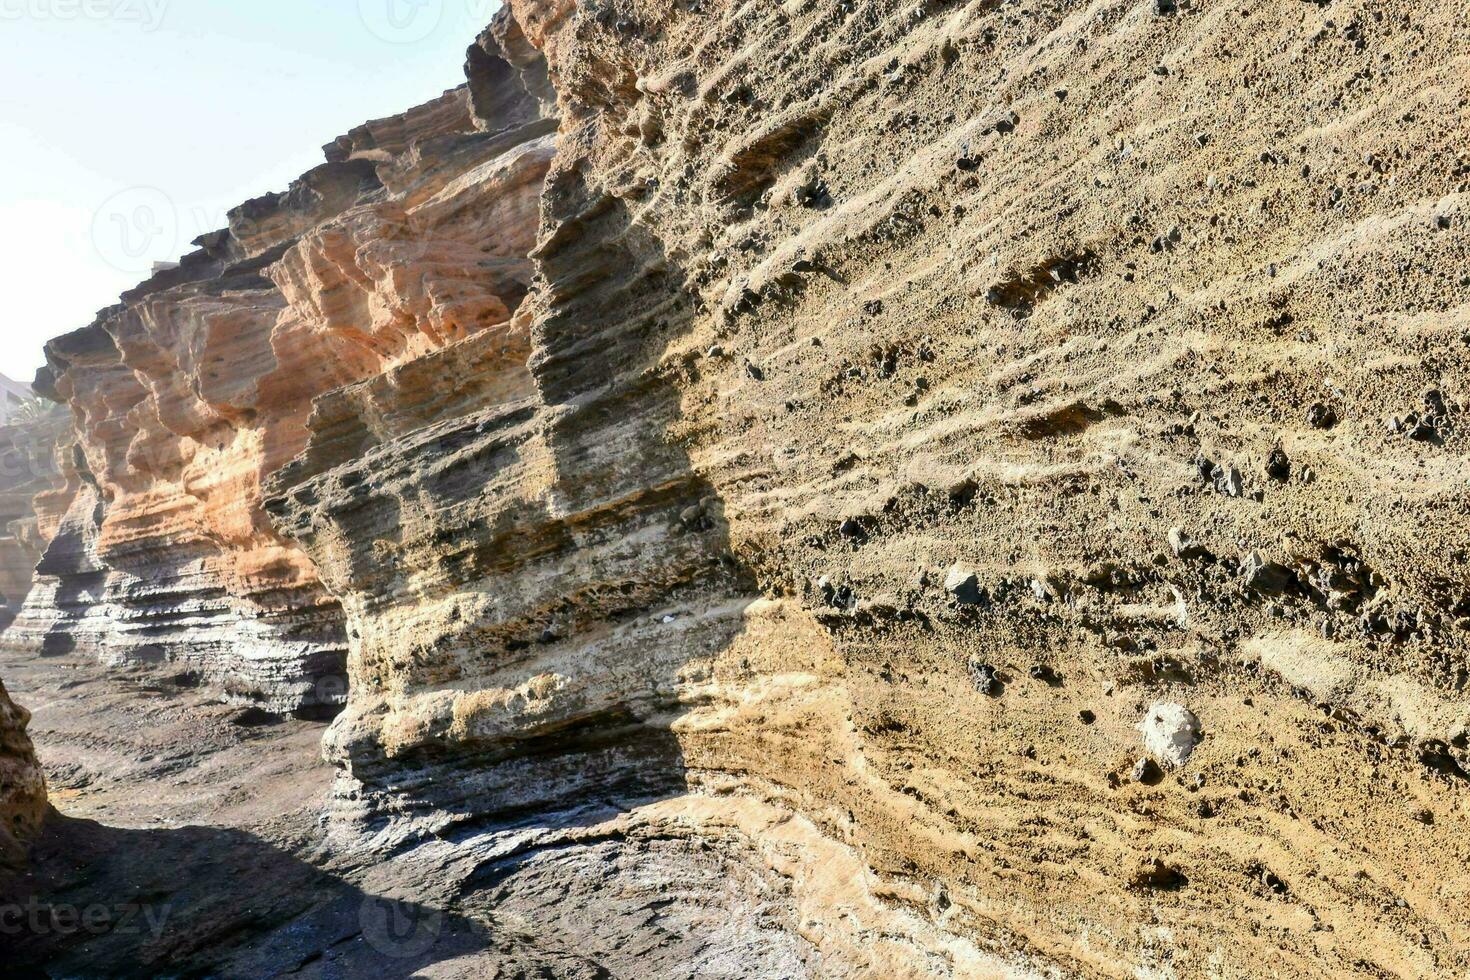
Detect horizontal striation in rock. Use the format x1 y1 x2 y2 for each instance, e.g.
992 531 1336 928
499 0 1469 974
11 54 553 714
0 406 68 629
268 0 1470 973
264 193 751 830
19 0 1470 974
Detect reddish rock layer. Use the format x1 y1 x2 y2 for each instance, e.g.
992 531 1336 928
11 70 553 712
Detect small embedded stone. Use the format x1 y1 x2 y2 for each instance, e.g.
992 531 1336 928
1131 757 1163 783
967 660 1000 696
1212 463 1244 497
944 565 983 605
1167 526 1210 561
1138 701 1202 768
1242 551 1296 596
1264 446 1290 482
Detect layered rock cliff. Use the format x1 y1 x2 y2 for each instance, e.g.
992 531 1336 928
0 403 67 629
9 53 554 713
13 0 1470 975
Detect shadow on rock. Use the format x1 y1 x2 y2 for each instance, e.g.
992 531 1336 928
0 812 516 979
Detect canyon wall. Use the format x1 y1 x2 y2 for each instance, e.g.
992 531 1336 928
0 409 63 868
0 678 44 867
19 0 1470 975
0 404 66 628
9 41 554 713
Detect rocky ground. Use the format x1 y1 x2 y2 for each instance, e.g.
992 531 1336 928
3 646 949 979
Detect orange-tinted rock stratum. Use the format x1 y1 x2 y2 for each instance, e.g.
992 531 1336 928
5 0 1470 976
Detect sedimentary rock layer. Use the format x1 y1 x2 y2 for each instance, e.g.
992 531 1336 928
278 0 1470 973
10 73 553 712
22 0 1470 975
0 405 67 628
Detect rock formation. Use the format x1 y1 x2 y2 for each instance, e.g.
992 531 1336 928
0 403 67 628
0 677 44 867
11 0 1470 974
8 63 553 712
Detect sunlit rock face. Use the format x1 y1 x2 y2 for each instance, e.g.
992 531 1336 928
281 0 1470 973
21 0 1470 973
8 70 552 713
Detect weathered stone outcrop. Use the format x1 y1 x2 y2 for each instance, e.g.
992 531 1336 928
0 404 67 628
21 0 1470 975
0 677 44 866
274 1 1470 973
9 76 553 713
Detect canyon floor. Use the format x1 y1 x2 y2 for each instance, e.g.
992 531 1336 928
1 647 832 979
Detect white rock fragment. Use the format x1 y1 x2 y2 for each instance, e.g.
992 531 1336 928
944 565 982 605
1138 701 1202 768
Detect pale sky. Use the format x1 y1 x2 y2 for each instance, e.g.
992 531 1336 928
0 0 500 382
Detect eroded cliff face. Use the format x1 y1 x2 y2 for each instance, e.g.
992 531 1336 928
0 677 44 867
19 0 1470 975
10 55 554 713
0 404 67 629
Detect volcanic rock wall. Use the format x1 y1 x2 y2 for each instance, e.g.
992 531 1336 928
0 406 62 868
276 0 1470 973
10 51 554 712
23 0 1470 975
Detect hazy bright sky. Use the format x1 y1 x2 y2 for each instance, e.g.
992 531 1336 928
0 0 500 382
